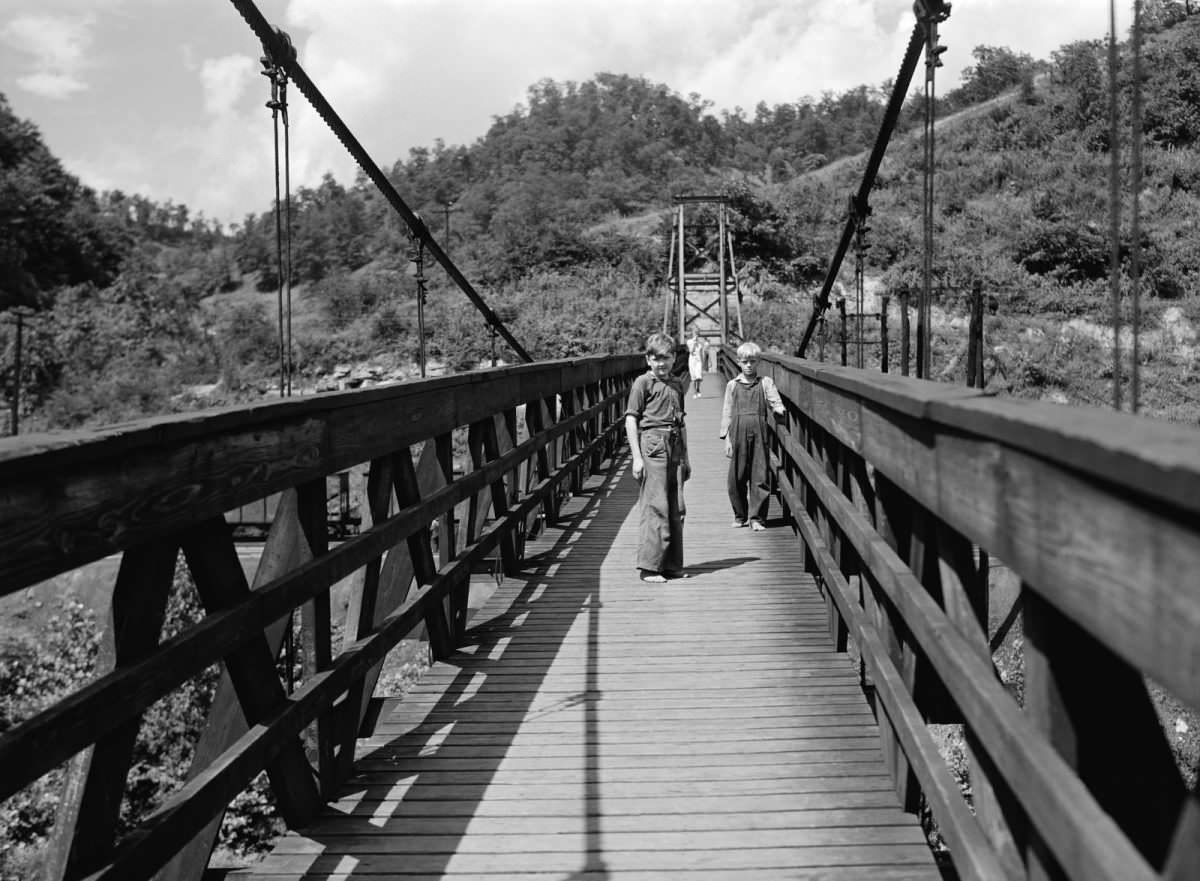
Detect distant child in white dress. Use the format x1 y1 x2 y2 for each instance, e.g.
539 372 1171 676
686 328 706 398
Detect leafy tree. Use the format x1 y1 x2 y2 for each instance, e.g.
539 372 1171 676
1049 40 1108 142
1141 17 1200 147
951 46 1042 107
0 94 131 307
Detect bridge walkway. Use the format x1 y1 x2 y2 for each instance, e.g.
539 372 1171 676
232 372 941 880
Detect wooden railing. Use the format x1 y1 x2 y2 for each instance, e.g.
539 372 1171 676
0 355 643 881
719 348 1200 881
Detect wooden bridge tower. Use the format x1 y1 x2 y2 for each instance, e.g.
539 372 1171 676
664 194 743 349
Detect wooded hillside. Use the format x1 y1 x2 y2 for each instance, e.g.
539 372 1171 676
2 9 1198 431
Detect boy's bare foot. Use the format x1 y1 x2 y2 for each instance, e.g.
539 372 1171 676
731 518 747 528
640 571 667 583
749 519 766 531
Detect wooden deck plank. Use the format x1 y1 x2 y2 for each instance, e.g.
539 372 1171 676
227 374 941 880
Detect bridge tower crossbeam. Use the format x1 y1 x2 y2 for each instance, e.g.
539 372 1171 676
664 194 742 348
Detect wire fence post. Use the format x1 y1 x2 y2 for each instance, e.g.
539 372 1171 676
880 294 890 373
11 311 23 435
967 280 982 388
837 297 848 367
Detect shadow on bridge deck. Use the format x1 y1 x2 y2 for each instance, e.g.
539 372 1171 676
229 373 943 881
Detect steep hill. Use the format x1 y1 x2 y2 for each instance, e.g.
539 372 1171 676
4 15 1200 430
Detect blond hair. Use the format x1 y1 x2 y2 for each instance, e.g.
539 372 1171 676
736 341 762 360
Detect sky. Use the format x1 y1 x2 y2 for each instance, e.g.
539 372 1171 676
0 0 1132 228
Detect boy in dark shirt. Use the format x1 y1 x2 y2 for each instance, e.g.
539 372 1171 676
625 333 691 582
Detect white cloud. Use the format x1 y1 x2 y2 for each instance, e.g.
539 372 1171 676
16 71 88 100
0 13 95 99
19 0 1136 224
199 54 257 116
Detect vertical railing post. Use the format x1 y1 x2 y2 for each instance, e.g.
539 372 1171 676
899 288 911 376
1023 589 1187 876
46 544 179 881
296 477 337 795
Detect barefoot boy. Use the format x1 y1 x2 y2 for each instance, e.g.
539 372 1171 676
625 333 691 582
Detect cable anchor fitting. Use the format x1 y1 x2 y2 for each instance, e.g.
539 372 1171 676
260 27 295 116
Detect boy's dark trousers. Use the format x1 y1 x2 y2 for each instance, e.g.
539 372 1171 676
636 428 684 573
728 423 770 523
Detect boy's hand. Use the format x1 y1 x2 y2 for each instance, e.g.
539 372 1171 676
632 458 645 482
681 461 691 482
724 438 733 458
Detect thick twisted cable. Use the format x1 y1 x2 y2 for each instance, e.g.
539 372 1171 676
229 0 533 363
796 24 925 358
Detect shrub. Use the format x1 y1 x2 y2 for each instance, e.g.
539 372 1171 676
0 597 101 877
0 559 286 879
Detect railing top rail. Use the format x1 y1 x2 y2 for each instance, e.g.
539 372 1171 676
759 352 1200 519
0 356 636 472
0 355 643 593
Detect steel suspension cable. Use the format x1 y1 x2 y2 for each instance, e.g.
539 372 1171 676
284 83 294 396
229 0 532 363
919 10 946 379
795 23 926 358
267 60 287 398
262 38 298 689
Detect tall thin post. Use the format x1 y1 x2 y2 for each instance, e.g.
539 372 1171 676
900 288 911 376
837 297 848 367
1108 0 1123 410
967 281 982 388
729 229 744 338
10 311 23 435
663 228 677 334
441 201 457 256
676 204 686 342
411 237 428 378
1131 0 1143 412
816 294 827 362
880 294 890 373
852 198 869 369
718 203 728 345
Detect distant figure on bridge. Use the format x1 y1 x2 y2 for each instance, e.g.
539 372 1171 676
626 332 691 583
686 327 708 398
720 341 786 532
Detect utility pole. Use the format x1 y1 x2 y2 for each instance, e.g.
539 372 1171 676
409 235 428 378
441 200 458 256
11 311 23 435
3 308 39 435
